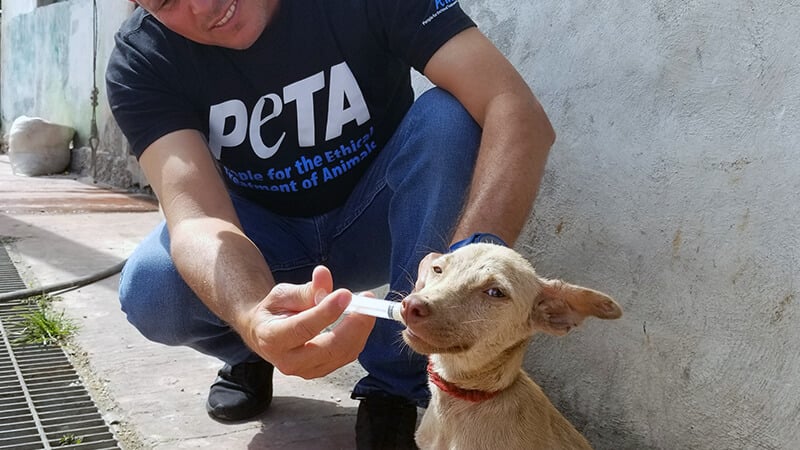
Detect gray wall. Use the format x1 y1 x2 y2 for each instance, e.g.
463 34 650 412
458 0 798 448
0 0 141 186
2 0 797 447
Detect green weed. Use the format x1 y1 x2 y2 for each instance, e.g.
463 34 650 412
57 433 84 445
14 294 77 346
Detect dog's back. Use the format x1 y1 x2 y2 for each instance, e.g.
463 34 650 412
401 243 622 449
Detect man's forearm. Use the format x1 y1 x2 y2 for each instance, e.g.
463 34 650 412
452 91 555 246
169 217 276 333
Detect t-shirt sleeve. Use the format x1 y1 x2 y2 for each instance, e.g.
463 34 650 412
105 13 204 159
367 0 476 73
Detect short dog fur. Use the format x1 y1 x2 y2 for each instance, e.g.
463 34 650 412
400 243 622 450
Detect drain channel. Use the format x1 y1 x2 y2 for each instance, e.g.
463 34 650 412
0 244 121 450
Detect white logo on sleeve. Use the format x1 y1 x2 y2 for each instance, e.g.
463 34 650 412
208 62 370 160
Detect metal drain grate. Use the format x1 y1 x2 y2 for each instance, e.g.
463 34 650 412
0 244 121 450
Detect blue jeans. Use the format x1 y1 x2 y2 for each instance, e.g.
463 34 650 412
118 88 481 407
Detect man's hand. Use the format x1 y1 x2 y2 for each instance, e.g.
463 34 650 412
240 266 376 379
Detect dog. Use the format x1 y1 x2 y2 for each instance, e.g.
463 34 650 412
399 243 622 450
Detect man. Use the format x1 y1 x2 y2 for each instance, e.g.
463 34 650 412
106 0 554 448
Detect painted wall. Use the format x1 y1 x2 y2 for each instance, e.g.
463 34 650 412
456 0 798 448
0 0 140 186
2 0 797 447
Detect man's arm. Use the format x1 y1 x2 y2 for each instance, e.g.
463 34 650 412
424 27 556 246
138 129 374 378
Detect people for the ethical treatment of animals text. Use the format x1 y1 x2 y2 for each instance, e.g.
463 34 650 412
106 0 554 448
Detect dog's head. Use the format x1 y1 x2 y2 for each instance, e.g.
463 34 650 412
401 243 622 361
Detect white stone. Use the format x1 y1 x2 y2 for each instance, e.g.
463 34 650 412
8 115 75 176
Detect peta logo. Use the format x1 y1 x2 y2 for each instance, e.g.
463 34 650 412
208 62 370 160
435 0 457 9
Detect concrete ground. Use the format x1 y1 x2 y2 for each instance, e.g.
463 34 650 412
0 154 369 449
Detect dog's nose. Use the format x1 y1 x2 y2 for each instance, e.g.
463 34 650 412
401 295 431 323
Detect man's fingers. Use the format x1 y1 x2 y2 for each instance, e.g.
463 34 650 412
310 265 334 305
265 288 352 348
268 265 334 313
279 313 375 378
253 279 376 378
267 283 313 312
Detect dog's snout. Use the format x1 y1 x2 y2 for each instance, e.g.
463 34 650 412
401 294 431 323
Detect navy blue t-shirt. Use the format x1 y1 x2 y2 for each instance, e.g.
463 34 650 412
106 0 475 217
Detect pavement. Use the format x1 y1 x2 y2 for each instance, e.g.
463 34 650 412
0 153 369 449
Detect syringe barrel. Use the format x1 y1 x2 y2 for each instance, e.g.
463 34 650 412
344 295 403 322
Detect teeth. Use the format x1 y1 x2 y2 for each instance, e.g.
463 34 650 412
215 1 236 27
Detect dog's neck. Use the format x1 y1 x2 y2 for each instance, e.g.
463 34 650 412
429 338 530 402
427 360 501 402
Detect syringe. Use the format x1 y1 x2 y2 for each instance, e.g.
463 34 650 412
344 294 404 322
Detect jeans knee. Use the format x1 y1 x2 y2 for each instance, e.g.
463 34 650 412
386 89 481 191
118 259 189 346
414 88 481 148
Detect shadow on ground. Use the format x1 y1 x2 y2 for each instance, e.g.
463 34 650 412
248 396 358 449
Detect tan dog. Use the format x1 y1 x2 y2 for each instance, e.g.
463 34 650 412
400 243 622 450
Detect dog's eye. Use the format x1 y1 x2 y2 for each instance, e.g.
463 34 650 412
485 287 506 298
432 265 443 274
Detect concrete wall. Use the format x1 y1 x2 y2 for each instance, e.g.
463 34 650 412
0 0 141 186
2 0 797 447
457 0 798 448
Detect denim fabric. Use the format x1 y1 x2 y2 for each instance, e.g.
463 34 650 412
118 88 481 406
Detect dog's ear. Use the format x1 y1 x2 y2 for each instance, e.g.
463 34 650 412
530 279 622 336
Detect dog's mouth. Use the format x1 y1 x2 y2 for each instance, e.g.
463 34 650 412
402 327 472 354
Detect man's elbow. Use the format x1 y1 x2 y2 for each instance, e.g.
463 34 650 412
508 88 556 150
541 114 557 149
531 99 556 150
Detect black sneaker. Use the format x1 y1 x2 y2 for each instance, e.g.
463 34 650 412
205 360 274 422
355 395 419 450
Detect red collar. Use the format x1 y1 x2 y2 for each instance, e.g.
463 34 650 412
427 360 501 403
